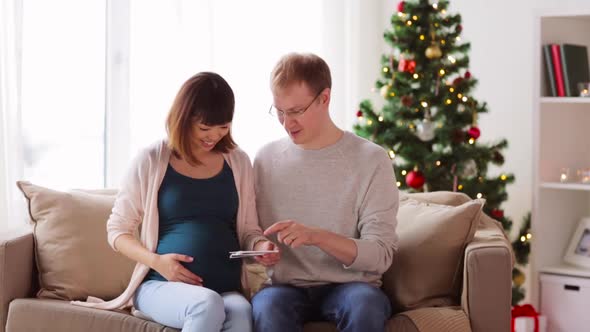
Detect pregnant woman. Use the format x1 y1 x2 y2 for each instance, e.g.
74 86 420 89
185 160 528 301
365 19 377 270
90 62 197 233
73 72 280 332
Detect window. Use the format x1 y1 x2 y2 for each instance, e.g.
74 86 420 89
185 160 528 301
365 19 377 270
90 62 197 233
127 0 324 160
18 0 354 189
21 0 106 189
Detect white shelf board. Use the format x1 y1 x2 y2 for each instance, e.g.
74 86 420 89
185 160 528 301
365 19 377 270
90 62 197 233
540 264 590 279
540 182 590 191
541 97 590 104
536 9 590 19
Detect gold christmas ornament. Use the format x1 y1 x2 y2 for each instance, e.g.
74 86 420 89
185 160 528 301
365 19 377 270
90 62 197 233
425 43 442 59
513 272 525 287
380 84 391 98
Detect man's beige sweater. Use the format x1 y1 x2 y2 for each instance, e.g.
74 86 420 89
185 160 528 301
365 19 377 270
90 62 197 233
253 131 399 287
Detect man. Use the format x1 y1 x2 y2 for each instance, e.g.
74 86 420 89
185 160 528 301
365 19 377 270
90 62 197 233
251 52 399 332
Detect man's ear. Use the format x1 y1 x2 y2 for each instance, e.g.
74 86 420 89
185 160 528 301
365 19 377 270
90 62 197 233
321 88 331 106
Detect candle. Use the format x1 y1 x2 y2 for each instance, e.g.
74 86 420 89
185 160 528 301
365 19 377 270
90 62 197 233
577 82 590 97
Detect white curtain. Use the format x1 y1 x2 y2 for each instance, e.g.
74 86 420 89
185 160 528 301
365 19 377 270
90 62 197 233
0 0 25 230
125 0 331 160
100 0 363 187
3 0 388 204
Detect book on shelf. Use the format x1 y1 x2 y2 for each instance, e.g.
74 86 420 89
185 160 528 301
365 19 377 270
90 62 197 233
542 43 590 97
543 45 557 96
560 44 590 97
550 44 566 97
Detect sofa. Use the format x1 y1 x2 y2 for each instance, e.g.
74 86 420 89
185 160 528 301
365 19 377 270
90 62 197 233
1 184 513 332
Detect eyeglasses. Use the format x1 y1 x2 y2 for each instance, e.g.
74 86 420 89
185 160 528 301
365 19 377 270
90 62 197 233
268 90 322 120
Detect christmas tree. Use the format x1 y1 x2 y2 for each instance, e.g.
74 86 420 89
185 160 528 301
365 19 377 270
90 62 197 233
353 0 530 305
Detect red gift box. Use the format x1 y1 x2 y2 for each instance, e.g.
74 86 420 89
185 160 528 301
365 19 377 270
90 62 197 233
511 304 542 332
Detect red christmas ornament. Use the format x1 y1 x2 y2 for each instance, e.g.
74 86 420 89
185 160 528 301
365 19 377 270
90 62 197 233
491 208 504 219
356 110 363 117
464 71 472 79
401 95 414 107
467 126 481 140
452 77 464 86
451 129 465 143
406 170 425 189
398 59 416 74
456 24 463 32
397 1 405 12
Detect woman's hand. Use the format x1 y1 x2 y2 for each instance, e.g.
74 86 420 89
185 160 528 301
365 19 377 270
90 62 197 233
152 253 203 286
253 240 281 266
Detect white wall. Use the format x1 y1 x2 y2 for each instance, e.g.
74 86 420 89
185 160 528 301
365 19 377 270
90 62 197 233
448 0 535 233
447 0 590 303
345 1 395 128
449 0 590 235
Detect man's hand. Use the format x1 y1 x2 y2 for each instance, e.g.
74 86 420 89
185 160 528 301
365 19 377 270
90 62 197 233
264 220 358 266
253 240 281 266
152 253 203 286
264 220 322 248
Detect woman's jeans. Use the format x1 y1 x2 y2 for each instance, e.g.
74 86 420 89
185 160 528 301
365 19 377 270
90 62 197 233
134 280 252 332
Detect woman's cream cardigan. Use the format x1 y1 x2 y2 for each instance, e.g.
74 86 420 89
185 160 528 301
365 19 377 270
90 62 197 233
72 140 267 310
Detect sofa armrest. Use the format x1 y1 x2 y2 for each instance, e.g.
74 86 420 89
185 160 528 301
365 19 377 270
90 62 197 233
0 228 34 332
461 214 513 332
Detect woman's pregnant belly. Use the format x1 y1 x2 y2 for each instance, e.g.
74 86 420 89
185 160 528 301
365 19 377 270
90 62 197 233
146 219 242 294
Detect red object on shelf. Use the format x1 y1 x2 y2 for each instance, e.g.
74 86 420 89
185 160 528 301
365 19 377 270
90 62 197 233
551 44 566 97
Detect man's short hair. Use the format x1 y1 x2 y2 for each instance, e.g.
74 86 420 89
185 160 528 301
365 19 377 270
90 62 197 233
270 53 332 95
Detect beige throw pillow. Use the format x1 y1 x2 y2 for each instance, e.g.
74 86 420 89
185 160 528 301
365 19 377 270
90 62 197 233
402 191 472 207
16 181 135 301
383 197 484 311
407 191 512 250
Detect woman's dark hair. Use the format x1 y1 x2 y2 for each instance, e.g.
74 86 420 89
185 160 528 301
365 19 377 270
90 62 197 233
166 72 236 165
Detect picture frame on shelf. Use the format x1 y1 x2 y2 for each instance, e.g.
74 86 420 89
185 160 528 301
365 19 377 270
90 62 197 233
564 217 590 269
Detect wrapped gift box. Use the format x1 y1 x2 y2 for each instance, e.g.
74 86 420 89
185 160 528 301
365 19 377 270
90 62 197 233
513 315 547 332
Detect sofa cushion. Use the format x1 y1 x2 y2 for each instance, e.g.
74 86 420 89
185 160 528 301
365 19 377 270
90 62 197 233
394 306 470 332
6 298 421 332
383 197 484 311
408 191 512 259
402 191 472 207
301 316 421 332
16 181 135 301
6 298 178 332
246 263 269 297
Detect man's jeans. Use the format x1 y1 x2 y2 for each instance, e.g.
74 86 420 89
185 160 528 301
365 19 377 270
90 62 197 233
252 282 391 332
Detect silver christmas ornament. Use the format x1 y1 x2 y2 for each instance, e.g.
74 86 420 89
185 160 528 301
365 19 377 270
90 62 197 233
416 118 436 141
460 159 478 178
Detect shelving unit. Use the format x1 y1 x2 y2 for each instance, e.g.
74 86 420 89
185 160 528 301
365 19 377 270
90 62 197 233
532 9 590 331
540 182 590 191
540 97 590 104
